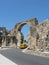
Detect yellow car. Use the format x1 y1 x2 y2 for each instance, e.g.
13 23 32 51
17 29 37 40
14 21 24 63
20 43 27 49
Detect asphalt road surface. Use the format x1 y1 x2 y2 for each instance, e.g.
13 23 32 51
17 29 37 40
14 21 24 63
0 48 49 65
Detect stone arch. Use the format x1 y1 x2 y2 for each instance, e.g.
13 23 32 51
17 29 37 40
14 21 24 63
15 18 38 32
14 18 38 49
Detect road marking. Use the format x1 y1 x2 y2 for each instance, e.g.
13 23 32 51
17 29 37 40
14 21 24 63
0 54 17 65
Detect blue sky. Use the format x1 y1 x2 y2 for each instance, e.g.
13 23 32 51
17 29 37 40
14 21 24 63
0 0 49 40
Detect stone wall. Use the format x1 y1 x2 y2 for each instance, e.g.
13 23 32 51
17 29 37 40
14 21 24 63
36 20 49 51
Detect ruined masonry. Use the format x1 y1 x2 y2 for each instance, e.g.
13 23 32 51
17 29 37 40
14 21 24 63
0 18 49 51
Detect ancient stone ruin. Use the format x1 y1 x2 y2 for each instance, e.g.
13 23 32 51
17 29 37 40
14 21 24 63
0 18 49 51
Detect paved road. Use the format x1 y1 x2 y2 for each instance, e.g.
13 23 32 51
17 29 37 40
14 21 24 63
0 48 49 65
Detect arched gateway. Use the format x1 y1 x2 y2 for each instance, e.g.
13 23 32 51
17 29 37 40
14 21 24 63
13 18 38 49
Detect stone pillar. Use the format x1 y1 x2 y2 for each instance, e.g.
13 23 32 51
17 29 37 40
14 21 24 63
10 37 13 47
29 26 37 50
2 37 7 47
27 32 37 50
17 32 22 48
